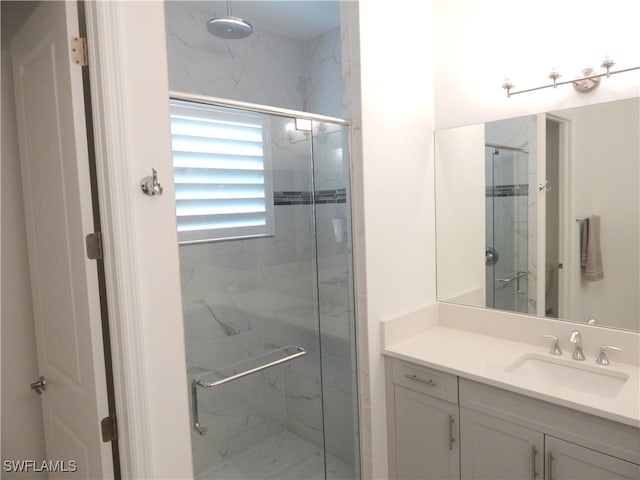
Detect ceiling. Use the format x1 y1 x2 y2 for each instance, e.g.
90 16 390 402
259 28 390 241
179 1 340 41
2 1 340 47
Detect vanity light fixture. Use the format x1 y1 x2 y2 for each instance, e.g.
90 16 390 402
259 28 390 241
502 57 640 97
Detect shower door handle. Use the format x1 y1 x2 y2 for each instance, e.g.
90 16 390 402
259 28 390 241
191 379 207 435
191 345 306 435
497 270 530 284
516 270 530 295
496 271 530 295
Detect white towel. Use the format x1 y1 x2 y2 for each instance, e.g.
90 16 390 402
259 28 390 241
581 214 604 281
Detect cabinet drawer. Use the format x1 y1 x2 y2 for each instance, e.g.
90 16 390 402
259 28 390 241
392 359 458 403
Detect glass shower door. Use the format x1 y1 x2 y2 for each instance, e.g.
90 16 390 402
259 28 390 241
172 98 358 480
485 146 530 313
311 120 360 479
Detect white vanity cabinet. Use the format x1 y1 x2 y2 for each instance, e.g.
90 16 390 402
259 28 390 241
545 436 640 480
459 408 543 479
387 359 460 480
459 378 640 480
459 409 639 480
386 358 640 480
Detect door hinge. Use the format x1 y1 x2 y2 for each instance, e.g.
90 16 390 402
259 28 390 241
70 36 88 67
85 232 103 260
100 414 118 443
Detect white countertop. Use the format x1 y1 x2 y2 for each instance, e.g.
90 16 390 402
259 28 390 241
384 324 640 428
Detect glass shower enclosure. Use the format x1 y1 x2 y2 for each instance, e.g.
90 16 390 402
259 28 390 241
171 95 359 479
485 145 531 313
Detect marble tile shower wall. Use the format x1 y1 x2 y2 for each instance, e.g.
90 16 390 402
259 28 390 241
164 2 342 117
305 26 343 117
165 4 355 475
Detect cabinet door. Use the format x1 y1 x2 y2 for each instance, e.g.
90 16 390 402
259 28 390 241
460 408 544 480
546 436 640 480
394 385 460 480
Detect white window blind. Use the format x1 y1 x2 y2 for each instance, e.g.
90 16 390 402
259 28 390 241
170 99 274 244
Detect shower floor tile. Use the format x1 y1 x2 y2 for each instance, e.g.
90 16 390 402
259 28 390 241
197 431 356 480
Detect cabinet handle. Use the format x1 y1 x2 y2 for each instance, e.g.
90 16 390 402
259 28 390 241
405 374 437 387
530 445 538 480
448 414 455 450
547 451 554 480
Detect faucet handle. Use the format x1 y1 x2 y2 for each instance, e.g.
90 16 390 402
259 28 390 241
596 345 622 366
541 335 562 355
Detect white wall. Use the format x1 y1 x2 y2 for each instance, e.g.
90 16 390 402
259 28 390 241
1 38 47 480
563 99 639 330
435 123 485 305
357 1 436 477
434 0 640 130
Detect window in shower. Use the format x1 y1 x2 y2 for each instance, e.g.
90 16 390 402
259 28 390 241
170 99 274 244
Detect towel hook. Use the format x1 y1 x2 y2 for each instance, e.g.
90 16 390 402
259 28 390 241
141 168 164 196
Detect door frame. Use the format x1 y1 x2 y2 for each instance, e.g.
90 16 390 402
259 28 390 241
84 2 193 478
535 113 547 317
545 113 572 320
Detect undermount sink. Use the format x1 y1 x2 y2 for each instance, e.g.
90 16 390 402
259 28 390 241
505 353 629 398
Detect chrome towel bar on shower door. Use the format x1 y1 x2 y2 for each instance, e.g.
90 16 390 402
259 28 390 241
191 345 307 435
496 270 531 296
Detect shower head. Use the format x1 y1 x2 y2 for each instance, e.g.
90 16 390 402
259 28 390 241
207 17 253 39
207 1 253 40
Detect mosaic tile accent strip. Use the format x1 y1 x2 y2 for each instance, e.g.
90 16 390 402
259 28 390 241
274 188 347 205
315 188 347 204
486 184 529 197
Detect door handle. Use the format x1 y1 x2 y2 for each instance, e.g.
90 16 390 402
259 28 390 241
448 414 455 450
516 270 530 295
405 374 437 387
30 376 47 395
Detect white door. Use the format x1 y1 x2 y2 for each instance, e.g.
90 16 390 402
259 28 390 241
11 1 114 478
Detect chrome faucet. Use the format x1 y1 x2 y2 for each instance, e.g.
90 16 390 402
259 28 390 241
596 345 622 366
541 335 562 355
569 330 585 360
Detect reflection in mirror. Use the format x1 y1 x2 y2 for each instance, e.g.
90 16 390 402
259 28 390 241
435 97 639 332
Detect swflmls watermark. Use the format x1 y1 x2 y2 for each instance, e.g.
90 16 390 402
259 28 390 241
3 460 78 473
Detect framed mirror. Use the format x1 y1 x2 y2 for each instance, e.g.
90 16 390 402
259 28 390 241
435 97 639 332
